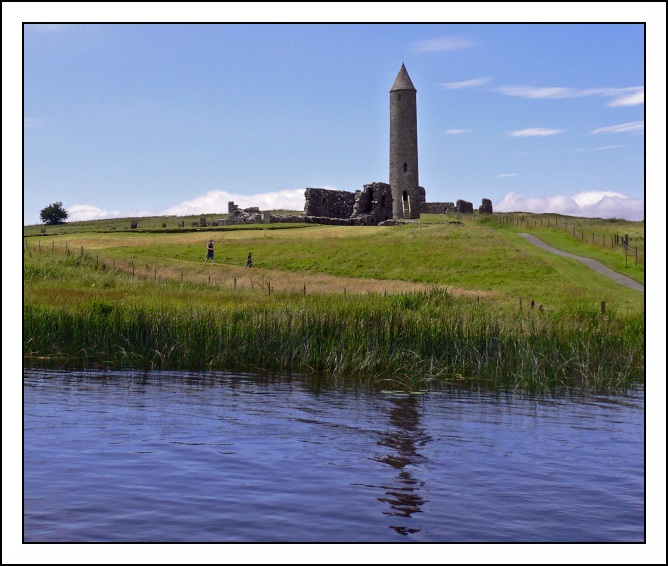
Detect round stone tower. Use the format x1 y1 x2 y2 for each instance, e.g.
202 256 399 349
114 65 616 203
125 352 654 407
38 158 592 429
389 64 420 219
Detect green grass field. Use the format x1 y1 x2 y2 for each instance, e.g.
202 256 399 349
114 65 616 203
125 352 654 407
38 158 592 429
23 212 645 390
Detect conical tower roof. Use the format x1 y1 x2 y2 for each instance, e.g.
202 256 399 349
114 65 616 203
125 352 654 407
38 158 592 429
390 64 416 92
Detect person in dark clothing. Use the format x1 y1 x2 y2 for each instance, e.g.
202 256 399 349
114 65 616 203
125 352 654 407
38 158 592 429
245 252 253 268
205 240 214 262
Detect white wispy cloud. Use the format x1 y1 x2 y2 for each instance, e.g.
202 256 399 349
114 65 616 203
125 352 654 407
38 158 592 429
67 204 123 222
66 189 307 223
497 173 518 177
495 191 643 221
497 86 580 99
445 129 469 135
607 89 645 107
591 121 644 135
508 128 564 137
412 36 476 53
160 189 307 217
440 77 491 89
496 85 644 107
65 189 323 223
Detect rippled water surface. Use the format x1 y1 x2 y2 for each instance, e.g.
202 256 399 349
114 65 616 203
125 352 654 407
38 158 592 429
24 369 644 542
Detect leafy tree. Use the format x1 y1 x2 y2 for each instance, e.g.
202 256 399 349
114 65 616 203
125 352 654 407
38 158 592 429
40 202 69 225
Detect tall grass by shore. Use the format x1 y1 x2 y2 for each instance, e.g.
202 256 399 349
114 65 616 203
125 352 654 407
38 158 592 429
24 252 644 391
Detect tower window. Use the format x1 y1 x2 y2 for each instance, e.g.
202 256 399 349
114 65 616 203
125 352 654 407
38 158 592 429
397 93 402 101
403 163 407 172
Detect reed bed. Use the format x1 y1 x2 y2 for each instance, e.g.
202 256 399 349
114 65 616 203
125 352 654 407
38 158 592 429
24 293 644 393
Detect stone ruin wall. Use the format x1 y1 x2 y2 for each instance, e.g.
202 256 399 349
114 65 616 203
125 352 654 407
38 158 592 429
455 200 474 214
221 202 264 225
420 198 493 215
304 188 356 219
479 198 493 214
420 202 455 214
350 182 393 225
417 186 426 208
216 192 493 228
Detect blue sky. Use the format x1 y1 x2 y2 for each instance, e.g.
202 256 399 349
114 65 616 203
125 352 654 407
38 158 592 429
17 17 656 224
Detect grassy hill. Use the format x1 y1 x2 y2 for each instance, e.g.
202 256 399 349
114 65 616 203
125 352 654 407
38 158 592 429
23 212 645 389
24 212 644 310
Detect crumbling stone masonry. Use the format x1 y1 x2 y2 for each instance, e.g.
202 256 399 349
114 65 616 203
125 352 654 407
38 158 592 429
304 188 356 219
455 200 474 214
225 202 263 225
351 182 393 225
479 198 493 214
420 202 455 214
417 186 426 208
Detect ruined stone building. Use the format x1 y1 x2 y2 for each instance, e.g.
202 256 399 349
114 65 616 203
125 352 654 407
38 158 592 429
300 64 424 224
260 64 491 226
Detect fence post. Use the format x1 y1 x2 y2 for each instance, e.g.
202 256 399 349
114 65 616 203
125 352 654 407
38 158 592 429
601 301 606 316
132 262 134 276
234 277 237 290
519 297 523 309
81 245 84 256
303 283 306 297
635 246 638 266
268 281 271 296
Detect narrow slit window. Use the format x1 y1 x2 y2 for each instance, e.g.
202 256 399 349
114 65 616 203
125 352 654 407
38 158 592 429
403 163 407 172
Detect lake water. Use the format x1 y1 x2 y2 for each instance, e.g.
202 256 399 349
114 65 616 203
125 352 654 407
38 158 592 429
23 369 644 543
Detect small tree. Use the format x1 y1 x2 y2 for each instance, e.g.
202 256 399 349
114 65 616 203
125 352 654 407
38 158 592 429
40 202 69 225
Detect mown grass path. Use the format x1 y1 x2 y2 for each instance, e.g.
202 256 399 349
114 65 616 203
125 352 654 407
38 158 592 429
519 233 644 292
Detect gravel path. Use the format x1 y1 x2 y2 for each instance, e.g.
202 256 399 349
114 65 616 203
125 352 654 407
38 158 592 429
518 233 644 292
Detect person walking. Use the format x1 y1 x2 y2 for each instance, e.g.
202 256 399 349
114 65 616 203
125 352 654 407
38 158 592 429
205 239 215 262
245 252 253 268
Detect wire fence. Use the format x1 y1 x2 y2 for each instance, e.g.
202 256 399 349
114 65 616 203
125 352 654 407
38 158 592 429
25 238 636 314
23 239 430 299
487 214 644 267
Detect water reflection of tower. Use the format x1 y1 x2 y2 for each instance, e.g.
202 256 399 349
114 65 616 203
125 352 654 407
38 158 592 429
375 395 431 536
